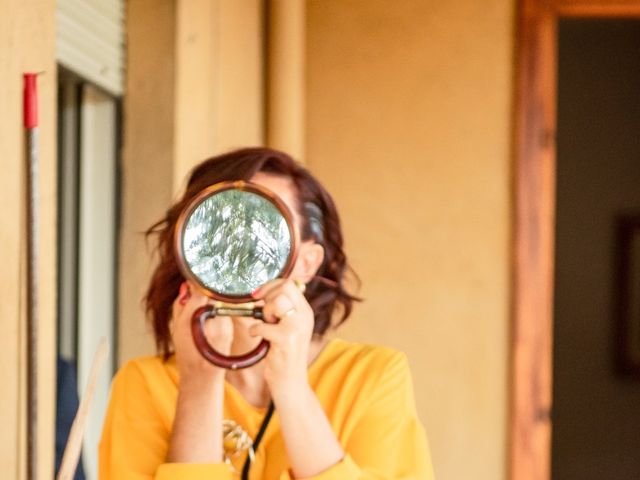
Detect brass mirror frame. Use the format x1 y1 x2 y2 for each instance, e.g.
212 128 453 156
174 180 299 369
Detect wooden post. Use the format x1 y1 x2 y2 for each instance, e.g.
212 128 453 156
266 0 306 160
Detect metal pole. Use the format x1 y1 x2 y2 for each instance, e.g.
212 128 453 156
24 72 39 480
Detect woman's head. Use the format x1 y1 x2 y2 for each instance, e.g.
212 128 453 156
145 147 360 358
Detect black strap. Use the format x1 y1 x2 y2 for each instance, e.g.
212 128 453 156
241 402 275 480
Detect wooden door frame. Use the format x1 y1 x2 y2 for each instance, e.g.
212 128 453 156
511 1 640 480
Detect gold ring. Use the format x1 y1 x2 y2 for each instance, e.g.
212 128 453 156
294 280 306 293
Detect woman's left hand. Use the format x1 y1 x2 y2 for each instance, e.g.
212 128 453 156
249 278 313 391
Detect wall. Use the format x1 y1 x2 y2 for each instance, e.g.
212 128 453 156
118 0 177 364
0 0 57 478
305 1 514 479
119 0 265 364
553 19 640 480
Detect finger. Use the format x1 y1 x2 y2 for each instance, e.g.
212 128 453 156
264 280 307 309
175 282 207 314
256 278 307 302
249 321 286 344
203 315 234 355
177 281 191 305
186 281 211 306
262 292 296 323
172 283 213 340
268 283 312 319
251 278 286 300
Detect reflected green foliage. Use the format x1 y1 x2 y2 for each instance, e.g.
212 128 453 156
183 190 291 295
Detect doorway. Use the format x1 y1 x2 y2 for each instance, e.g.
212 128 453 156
512 2 640 480
56 68 120 479
553 18 640 480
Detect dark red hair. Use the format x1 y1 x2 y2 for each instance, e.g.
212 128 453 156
145 147 360 358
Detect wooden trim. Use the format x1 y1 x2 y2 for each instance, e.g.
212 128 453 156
557 7 640 16
511 1 556 479
511 1 640 479
551 0 640 16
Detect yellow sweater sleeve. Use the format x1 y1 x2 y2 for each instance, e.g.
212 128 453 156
98 360 233 480
281 352 435 480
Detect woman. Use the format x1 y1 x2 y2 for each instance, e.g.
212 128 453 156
99 148 434 479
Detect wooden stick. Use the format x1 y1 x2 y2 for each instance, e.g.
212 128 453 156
56 338 109 480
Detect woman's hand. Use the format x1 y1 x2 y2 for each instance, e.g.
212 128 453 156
171 281 232 384
249 278 314 392
167 281 231 463
249 279 346 478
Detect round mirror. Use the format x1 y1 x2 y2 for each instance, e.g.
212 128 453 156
182 187 293 297
174 180 298 369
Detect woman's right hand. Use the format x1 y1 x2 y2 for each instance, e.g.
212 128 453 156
167 281 231 463
171 281 232 384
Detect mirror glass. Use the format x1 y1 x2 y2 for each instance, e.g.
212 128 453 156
182 189 292 296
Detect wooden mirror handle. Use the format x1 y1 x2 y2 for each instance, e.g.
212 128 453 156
191 305 269 369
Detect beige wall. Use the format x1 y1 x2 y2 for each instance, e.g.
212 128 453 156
305 1 514 478
119 0 266 364
118 0 177 365
0 1 57 478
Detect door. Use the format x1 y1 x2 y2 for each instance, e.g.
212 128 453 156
553 18 640 480
512 2 640 480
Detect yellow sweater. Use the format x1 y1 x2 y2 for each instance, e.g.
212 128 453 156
99 338 434 479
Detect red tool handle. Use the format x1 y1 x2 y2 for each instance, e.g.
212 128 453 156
23 73 38 129
191 305 269 370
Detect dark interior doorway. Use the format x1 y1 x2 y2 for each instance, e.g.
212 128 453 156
553 18 640 480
